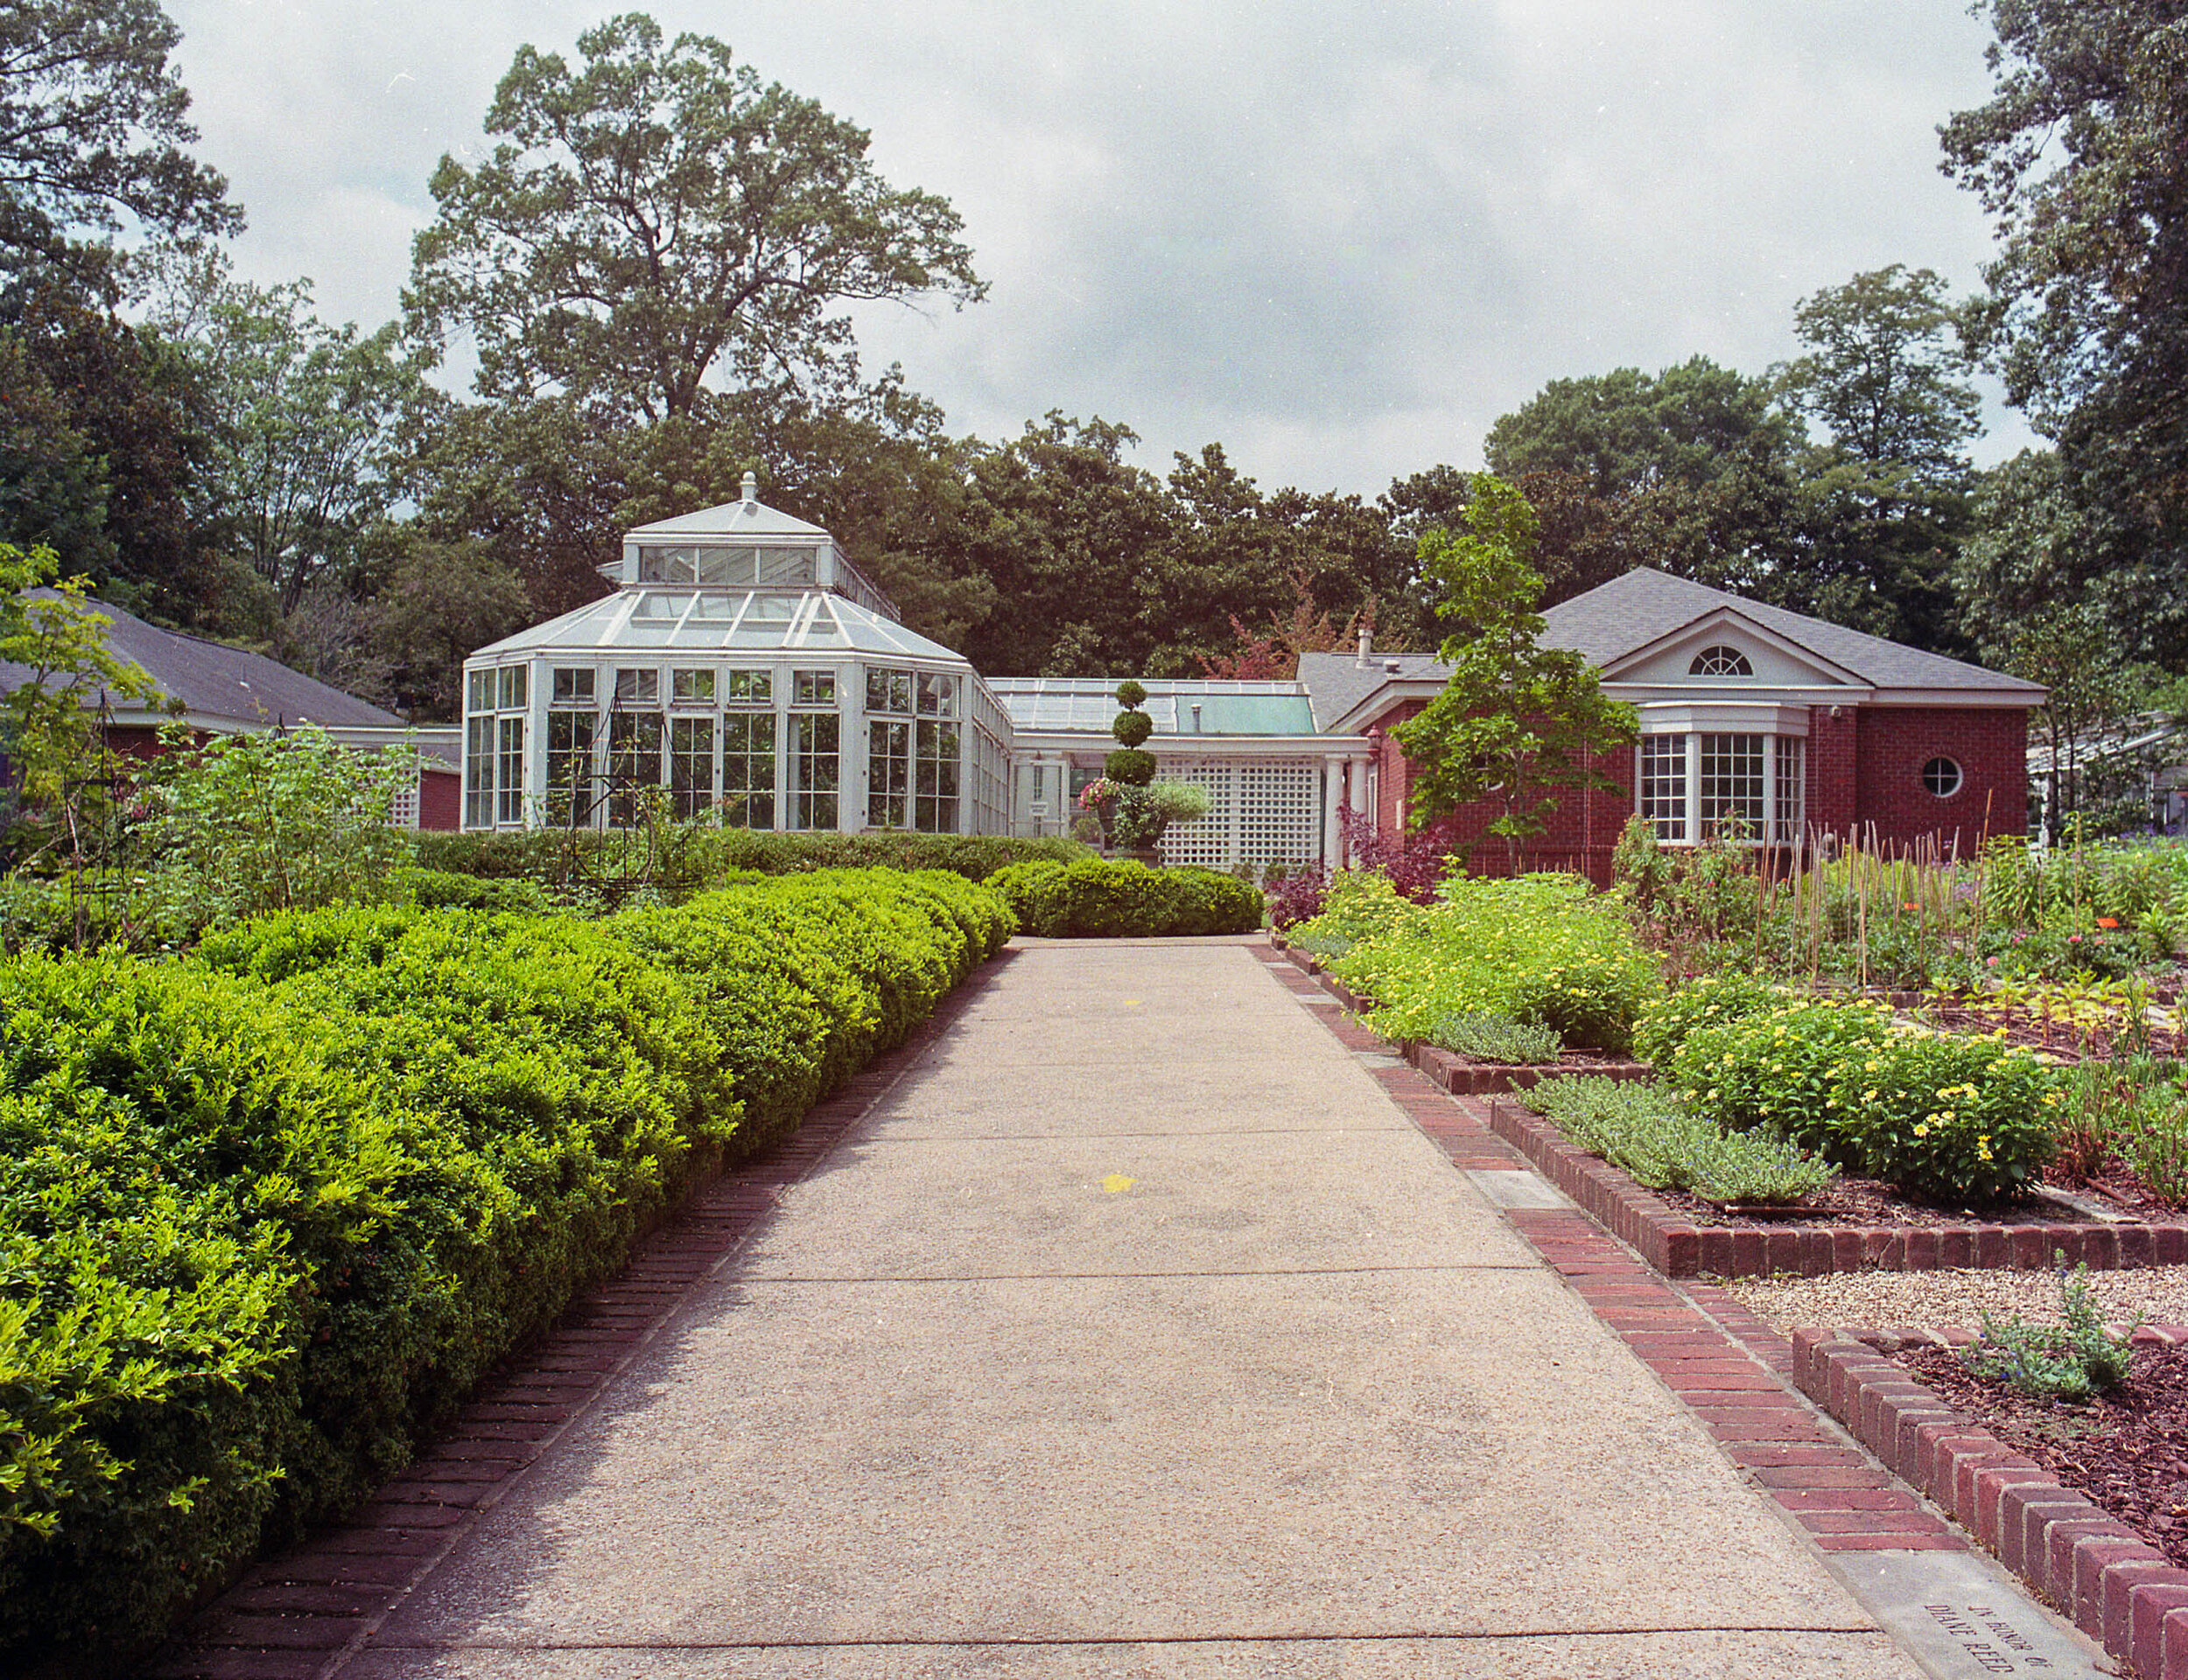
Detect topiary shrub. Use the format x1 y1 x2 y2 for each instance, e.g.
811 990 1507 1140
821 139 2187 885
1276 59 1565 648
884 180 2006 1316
1112 709 1154 748
1104 747 1158 785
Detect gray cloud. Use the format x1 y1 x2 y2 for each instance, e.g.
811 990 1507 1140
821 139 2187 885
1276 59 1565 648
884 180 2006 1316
167 0 2034 497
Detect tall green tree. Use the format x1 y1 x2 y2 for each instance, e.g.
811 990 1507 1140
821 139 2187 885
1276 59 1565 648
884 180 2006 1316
1941 0 2188 662
161 275 424 617
406 13 984 423
1393 476 1636 871
1778 266 1981 476
0 0 239 285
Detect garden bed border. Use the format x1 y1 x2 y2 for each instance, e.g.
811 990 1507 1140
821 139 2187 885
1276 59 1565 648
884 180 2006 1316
1275 934 2188 1277
1794 1324 2188 1679
1486 1092 2188 1278
1273 936 1656 1094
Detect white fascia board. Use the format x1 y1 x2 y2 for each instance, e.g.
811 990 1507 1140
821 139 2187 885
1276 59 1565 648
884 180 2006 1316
1862 687 2048 709
1630 700 1816 736
1011 730 1370 759
1604 682 1869 706
1596 603 1869 687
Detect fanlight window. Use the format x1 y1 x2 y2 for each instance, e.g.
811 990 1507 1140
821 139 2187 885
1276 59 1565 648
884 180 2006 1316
1689 645 1754 677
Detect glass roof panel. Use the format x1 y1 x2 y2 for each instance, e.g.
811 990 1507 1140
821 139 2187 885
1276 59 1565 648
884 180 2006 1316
474 587 978 664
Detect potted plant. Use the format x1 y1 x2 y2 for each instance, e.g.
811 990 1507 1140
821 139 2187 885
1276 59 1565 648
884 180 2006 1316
1076 682 1212 864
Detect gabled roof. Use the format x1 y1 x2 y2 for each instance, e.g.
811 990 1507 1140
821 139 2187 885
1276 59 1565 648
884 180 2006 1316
2 591 408 729
1294 651 1448 731
1297 569 2044 728
627 499 830 540
1539 569 2044 696
472 586 965 662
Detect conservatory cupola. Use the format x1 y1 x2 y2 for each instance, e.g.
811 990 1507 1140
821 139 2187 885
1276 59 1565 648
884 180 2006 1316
458 477 1013 837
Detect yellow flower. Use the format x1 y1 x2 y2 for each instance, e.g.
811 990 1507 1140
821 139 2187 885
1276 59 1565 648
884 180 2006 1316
1913 1123 1930 1138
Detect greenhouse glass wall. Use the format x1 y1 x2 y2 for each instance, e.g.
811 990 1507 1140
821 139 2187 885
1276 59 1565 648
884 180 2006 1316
460 480 1013 836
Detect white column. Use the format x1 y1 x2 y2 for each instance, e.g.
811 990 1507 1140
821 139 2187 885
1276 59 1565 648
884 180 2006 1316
1322 756 1345 865
1347 753 1370 861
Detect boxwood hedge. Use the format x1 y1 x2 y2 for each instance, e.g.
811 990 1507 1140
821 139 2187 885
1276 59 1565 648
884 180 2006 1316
0 869 1012 1670
982 858 1263 937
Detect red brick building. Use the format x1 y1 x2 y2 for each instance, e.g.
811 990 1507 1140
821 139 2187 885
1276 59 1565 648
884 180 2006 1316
1297 569 2044 882
0 592 462 830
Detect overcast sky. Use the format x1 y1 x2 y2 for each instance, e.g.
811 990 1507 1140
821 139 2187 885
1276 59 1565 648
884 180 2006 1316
165 0 2032 498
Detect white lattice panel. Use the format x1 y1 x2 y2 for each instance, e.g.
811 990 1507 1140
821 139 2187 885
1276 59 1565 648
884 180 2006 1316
1237 762 1320 865
1156 758 1321 869
1157 760 1234 867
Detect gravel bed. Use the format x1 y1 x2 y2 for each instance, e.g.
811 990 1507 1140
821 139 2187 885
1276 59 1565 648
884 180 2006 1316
1724 1265 2188 1334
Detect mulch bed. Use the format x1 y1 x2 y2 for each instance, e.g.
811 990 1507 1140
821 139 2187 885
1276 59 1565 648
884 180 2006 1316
1653 1177 2095 1230
1645 1165 2178 1231
1890 1340 2188 1570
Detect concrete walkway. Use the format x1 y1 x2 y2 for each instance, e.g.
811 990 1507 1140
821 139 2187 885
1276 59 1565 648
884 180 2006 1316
342 939 1927 1678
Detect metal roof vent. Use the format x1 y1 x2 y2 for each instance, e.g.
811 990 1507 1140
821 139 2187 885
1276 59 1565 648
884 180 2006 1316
1356 626 1371 668
1385 660 1403 674
740 470 758 507
1190 702 1203 733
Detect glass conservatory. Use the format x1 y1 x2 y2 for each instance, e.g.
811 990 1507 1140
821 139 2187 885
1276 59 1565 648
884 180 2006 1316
460 477 1013 835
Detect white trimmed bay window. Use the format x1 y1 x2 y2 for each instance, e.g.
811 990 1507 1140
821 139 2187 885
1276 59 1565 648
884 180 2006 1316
1637 731 1805 845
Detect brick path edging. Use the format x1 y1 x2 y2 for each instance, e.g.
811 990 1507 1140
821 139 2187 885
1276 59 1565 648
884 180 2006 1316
1486 1092 2188 1279
1793 1326 2188 1679
1252 942 1972 1558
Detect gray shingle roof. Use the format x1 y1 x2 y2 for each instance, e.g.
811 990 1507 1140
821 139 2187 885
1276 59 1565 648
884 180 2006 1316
1 591 409 729
1296 570 2043 725
1294 650 1448 730
1537 569 2044 694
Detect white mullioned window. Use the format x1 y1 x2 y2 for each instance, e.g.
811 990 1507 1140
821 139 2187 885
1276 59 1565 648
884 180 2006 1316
465 662 531 829
1637 732 1806 846
1637 735 1687 842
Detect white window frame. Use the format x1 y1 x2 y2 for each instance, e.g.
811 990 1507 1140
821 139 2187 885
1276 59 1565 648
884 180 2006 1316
1637 731 1805 846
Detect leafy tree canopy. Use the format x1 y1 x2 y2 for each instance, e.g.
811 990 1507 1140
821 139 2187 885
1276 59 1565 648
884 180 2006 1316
1392 475 1636 869
0 0 239 286
1778 265 1981 480
1942 0 2188 662
407 13 985 424
1484 356 1800 498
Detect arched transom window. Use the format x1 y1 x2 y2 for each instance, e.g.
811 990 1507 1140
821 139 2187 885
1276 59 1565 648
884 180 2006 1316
1688 644 1754 677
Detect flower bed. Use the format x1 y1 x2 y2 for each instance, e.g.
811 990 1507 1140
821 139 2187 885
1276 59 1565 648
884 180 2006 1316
1487 1092 2188 1278
1794 1326 2188 1679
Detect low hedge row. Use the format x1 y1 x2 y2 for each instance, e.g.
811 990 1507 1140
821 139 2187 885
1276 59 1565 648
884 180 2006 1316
0 869 1013 1670
415 829 1089 892
982 858 1264 937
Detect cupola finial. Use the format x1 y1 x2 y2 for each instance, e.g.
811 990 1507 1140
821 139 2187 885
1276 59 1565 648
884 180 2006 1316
740 470 758 507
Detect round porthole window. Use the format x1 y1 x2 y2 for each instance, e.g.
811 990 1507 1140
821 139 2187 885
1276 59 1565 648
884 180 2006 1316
1922 756 1963 798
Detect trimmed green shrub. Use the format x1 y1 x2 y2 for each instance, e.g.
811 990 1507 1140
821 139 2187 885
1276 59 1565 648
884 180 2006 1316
395 864 555 914
1672 1000 2060 1202
1103 747 1157 785
982 858 1263 938
985 860 1071 937
415 830 1087 892
1633 971 1791 1068
0 870 1011 1669
1527 1076 1837 1204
